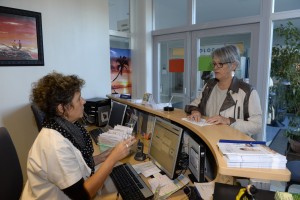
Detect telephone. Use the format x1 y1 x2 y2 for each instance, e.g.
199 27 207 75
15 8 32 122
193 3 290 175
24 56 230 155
134 139 146 161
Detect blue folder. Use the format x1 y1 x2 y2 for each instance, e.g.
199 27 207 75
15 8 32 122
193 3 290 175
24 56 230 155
218 139 266 145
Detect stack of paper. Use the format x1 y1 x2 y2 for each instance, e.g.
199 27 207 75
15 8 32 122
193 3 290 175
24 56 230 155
148 174 189 199
217 140 287 169
194 182 214 200
182 118 212 127
98 125 133 147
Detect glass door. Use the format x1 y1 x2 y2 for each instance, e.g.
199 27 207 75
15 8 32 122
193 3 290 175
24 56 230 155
191 24 259 105
153 33 191 109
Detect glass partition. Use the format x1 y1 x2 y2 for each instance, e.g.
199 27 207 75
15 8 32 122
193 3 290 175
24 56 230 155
274 0 300 12
195 0 260 24
153 0 188 30
266 18 300 142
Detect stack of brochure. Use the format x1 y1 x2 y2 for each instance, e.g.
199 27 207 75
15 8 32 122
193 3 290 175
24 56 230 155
97 125 133 151
217 140 287 169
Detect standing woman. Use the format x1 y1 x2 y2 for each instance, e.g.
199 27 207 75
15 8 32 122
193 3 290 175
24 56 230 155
22 72 136 199
185 45 262 136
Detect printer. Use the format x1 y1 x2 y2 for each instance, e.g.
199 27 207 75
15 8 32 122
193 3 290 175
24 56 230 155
84 97 111 126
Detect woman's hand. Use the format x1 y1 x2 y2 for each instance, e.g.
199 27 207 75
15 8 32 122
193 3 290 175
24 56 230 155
109 136 137 163
206 115 230 125
187 110 202 122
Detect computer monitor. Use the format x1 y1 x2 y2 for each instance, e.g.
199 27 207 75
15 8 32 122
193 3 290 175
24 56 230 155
148 117 183 180
108 101 127 128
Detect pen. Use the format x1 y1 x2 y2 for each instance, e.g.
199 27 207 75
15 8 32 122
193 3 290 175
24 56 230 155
168 95 174 107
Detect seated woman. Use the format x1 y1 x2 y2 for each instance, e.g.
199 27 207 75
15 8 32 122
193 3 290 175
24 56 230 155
22 72 136 200
185 45 262 136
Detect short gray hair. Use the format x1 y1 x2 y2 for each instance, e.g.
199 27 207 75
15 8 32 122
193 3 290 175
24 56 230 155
211 45 240 68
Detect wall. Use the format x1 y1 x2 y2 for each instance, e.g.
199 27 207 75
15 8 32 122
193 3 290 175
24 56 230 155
0 0 111 181
131 0 153 98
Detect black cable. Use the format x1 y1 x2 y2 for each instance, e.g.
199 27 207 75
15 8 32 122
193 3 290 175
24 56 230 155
177 152 189 176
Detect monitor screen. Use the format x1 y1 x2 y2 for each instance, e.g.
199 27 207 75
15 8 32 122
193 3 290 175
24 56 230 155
108 101 127 128
148 117 183 179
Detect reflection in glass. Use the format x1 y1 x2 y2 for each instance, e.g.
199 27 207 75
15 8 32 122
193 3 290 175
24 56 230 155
159 40 185 109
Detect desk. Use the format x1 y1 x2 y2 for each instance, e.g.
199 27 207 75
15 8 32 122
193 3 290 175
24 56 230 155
92 129 188 199
107 95 291 182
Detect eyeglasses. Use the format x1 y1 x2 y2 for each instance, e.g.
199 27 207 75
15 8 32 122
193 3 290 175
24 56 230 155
212 62 232 68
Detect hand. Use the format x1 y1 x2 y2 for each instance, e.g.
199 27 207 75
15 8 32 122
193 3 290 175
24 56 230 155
109 136 137 163
206 115 230 125
187 110 202 122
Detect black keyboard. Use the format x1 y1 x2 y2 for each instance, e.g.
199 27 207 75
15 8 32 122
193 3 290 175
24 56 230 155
88 128 103 144
110 163 154 200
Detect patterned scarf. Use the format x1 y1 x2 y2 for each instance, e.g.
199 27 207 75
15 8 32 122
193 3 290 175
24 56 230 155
43 117 95 175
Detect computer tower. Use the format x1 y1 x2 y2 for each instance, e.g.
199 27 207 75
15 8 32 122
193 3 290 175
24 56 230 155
84 97 111 126
188 135 206 183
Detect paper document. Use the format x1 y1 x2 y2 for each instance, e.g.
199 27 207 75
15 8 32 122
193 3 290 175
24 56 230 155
182 118 212 127
98 125 134 147
194 181 214 200
217 142 276 155
148 174 189 198
132 161 161 177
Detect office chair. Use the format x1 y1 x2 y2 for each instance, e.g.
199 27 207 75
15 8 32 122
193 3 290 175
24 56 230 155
0 127 23 200
31 103 45 131
286 160 300 192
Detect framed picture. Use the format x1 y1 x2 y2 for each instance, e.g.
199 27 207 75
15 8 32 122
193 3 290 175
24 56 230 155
142 93 153 105
98 105 111 126
0 6 44 66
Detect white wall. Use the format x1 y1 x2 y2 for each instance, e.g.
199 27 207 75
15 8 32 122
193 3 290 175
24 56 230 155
131 0 153 98
0 0 111 181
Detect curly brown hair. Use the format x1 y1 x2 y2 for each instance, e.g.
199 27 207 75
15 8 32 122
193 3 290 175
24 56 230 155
30 72 85 119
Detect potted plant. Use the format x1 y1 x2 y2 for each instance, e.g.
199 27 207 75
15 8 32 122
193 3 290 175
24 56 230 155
271 21 300 152
285 118 300 153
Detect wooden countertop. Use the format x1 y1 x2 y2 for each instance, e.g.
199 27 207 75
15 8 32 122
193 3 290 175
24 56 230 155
107 95 291 182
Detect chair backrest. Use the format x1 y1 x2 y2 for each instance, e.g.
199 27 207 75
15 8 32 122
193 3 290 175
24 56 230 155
0 127 23 200
31 103 45 131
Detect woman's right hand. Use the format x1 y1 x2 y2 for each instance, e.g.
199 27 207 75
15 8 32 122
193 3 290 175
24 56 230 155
187 110 202 122
109 137 137 162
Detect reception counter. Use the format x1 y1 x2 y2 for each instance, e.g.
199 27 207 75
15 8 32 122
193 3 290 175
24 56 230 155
107 95 291 182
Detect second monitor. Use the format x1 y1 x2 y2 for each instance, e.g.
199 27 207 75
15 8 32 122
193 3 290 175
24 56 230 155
107 101 127 128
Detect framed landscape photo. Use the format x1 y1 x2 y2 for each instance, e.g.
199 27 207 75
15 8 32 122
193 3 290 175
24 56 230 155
0 6 44 66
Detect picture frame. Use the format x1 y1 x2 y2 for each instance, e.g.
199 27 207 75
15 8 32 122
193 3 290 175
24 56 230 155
97 105 111 126
0 6 44 66
142 93 153 105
